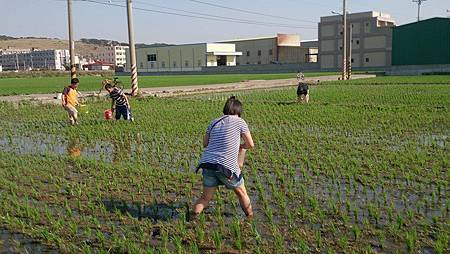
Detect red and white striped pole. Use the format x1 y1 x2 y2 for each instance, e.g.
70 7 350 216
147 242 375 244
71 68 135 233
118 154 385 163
127 0 139 96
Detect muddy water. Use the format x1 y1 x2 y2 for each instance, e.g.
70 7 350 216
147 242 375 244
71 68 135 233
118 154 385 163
0 135 114 162
0 228 57 253
0 134 200 171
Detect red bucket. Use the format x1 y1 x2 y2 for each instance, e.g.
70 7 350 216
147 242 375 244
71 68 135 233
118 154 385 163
104 109 113 120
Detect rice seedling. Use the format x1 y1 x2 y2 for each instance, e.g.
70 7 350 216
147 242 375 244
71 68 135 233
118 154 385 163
405 230 417 253
212 229 223 250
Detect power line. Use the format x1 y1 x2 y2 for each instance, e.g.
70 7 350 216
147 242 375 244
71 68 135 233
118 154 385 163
132 0 315 28
187 0 318 24
77 0 316 29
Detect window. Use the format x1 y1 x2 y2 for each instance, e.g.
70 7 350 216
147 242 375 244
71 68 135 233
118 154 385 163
246 51 250 56
147 54 156 62
365 58 369 63
364 22 371 33
269 49 273 56
257 50 261 56
257 61 261 64
356 40 360 45
185 60 189 67
173 61 177 68
351 58 354 63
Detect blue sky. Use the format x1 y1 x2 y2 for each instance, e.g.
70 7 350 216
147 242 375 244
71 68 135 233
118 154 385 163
1 0 449 44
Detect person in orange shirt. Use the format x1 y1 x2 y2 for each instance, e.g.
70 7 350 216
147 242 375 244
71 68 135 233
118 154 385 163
62 78 80 125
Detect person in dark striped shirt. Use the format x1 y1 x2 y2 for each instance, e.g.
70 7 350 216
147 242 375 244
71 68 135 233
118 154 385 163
193 96 255 218
104 83 133 121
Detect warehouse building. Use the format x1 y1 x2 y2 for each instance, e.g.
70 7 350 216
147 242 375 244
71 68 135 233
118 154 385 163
126 33 317 73
219 34 316 65
127 43 241 72
392 17 450 66
319 11 395 70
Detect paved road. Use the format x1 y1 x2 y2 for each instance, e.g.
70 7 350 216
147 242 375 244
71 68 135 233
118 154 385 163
0 74 375 104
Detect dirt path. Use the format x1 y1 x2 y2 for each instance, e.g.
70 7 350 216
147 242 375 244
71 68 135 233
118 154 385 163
0 74 375 104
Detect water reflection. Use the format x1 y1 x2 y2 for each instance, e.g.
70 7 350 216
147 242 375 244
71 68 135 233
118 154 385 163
101 199 183 223
67 138 82 158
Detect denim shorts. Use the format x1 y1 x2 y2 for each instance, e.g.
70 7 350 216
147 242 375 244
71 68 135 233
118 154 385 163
202 168 244 189
115 105 131 120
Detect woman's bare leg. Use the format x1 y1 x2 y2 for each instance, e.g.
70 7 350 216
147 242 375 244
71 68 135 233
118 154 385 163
233 184 253 217
193 186 216 214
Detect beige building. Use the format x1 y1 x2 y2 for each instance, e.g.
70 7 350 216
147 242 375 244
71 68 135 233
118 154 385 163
127 43 241 72
219 34 314 65
95 45 128 67
319 11 395 69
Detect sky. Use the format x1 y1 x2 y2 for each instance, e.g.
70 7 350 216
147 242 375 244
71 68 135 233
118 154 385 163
1 0 449 44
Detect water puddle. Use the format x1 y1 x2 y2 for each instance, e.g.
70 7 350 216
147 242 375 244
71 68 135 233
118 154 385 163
0 134 200 171
0 135 114 162
301 175 448 223
101 199 183 223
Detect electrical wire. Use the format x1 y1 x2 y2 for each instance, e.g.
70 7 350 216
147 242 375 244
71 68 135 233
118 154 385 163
77 0 316 29
187 0 317 23
132 0 316 28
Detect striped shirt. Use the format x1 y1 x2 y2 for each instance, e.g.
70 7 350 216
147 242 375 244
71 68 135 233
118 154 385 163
199 115 250 177
109 87 127 107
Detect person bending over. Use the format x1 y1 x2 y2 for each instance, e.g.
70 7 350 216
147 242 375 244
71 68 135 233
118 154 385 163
297 82 310 104
193 96 255 218
104 83 133 121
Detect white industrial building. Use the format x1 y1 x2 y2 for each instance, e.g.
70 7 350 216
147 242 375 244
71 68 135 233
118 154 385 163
95 45 128 67
127 43 241 72
0 49 70 71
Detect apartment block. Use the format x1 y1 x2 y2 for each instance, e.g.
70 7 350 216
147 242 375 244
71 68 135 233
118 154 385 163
319 11 395 69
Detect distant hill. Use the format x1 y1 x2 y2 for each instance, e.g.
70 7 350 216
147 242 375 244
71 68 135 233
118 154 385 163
136 43 174 48
79 38 126 46
0 37 100 58
0 35 176 57
0 35 17 41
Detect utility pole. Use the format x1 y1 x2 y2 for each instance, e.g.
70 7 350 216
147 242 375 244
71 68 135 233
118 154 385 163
347 24 352 80
127 0 139 96
413 0 427 22
67 0 76 79
342 0 347 80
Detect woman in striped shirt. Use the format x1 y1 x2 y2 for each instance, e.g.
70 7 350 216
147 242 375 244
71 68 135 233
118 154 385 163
193 96 255 218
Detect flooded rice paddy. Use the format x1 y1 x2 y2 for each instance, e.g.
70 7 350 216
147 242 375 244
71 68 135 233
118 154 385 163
0 83 448 253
